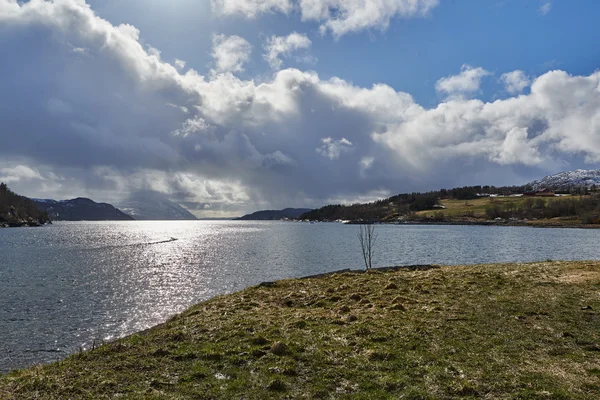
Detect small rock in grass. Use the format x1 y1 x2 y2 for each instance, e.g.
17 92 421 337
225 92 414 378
270 342 289 356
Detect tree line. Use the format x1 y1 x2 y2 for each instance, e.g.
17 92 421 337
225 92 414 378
300 185 530 221
485 195 600 224
0 182 50 225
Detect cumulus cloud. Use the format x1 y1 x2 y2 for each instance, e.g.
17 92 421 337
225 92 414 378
212 0 439 37
211 0 293 17
299 0 439 37
174 59 186 69
501 70 531 94
2 0 600 216
211 34 252 73
316 137 353 160
263 32 312 70
435 65 491 98
0 165 44 184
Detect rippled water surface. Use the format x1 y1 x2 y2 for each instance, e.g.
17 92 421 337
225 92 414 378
2 221 600 372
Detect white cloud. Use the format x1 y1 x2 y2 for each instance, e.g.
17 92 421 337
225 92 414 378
211 0 293 17
539 1 551 15
2 0 600 215
375 70 600 170
211 0 439 37
501 70 531 94
172 117 209 137
299 0 439 37
211 34 252 73
0 165 44 183
174 59 186 69
264 32 312 70
490 127 542 166
316 137 353 160
435 64 491 98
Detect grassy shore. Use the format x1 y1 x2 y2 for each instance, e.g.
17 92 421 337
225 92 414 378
414 197 600 228
2 261 600 399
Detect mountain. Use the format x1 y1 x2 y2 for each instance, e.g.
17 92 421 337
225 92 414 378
528 169 600 191
33 198 134 221
235 208 313 221
118 192 198 221
0 183 50 227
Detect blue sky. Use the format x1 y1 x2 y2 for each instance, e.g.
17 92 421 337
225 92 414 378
1 0 600 217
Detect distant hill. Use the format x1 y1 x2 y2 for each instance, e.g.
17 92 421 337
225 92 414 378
528 169 600 191
118 192 198 221
0 183 50 227
33 198 134 221
235 208 313 221
301 169 600 224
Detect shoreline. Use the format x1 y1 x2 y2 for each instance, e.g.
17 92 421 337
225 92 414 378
387 220 600 229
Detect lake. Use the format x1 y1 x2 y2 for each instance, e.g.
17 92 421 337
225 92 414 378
2 221 600 372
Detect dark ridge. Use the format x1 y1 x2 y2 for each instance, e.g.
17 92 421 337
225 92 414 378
33 198 134 221
235 208 313 220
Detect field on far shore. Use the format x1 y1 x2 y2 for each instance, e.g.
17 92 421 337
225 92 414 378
416 196 594 225
2 261 600 399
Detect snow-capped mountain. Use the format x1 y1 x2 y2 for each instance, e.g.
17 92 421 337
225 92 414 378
528 169 600 190
118 192 198 221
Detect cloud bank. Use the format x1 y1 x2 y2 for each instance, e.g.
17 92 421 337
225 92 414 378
1 0 600 217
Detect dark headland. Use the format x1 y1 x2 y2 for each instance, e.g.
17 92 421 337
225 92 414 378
0 183 50 227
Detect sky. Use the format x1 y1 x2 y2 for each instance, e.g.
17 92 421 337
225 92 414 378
1 0 600 217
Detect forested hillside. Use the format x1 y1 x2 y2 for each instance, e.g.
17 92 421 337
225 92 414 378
0 183 50 227
300 185 529 222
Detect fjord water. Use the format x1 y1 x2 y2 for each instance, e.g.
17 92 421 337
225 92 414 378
2 221 600 372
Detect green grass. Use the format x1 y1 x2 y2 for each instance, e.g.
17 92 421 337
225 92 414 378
416 197 595 227
2 261 600 399
417 197 539 218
